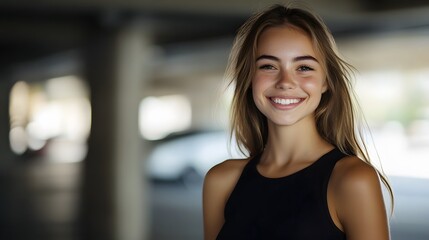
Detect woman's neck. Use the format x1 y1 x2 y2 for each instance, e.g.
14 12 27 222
262 116 333 166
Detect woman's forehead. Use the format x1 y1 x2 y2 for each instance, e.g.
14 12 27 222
256 26 320 59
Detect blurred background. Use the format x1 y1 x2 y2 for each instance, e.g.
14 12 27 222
1 0 429 239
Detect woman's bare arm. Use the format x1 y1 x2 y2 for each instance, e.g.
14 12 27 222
202 159 247 240
332 156 390 240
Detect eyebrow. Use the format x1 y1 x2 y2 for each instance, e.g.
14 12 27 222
256 54 319 63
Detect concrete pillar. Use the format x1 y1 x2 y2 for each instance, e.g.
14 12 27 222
82 21 151 240
113 22 151 240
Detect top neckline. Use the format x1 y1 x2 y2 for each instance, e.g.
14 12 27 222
252 148 339 181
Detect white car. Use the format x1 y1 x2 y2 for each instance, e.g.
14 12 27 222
145 131 243 182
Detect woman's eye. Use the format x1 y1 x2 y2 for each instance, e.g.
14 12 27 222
259 64 276 70
297 65 314 72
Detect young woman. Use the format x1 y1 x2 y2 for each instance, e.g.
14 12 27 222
203 4 393 240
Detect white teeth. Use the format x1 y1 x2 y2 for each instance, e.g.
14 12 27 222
272 98 301 105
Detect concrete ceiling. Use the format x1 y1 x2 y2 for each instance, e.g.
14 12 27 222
1 0 429 73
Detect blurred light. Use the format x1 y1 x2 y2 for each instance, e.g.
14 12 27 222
31 101 63 140
9 81 30 127
355 69 429 179
357 71 402 101
26 129 47 151
9 126 27 154
9 81 30 154
62 98 91 140
46 139 88 163
414 69 429 92
45 75 89 99
139 95 192 140
8 75 91 162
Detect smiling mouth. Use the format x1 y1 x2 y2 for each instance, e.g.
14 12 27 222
270 97 303 106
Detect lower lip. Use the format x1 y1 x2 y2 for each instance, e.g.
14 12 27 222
269 98 304 110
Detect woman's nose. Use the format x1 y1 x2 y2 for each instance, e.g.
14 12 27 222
275 70 297 90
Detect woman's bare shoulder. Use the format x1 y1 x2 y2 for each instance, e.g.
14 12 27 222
331 155 380 188
205 158 249 185
330 155 389 239
203 158 250 201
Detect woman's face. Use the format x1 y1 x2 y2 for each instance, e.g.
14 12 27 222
252 25 327 127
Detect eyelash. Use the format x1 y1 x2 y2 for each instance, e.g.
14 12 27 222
259 64 276 70
258 64 314 72
297 65 314 72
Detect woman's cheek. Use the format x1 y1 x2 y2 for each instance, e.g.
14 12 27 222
300 77 324 92
252 75 269 89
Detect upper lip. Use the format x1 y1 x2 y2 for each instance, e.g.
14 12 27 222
269 96 304 100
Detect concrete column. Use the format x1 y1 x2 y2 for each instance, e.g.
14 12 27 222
82 21 151 240
114 22 151 240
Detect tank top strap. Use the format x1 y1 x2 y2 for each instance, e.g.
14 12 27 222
239 153 263 177
317 148 347 176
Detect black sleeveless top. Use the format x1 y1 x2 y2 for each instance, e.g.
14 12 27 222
217 148 347 240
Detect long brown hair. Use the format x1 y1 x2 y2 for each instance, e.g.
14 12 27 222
226 4 393 209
